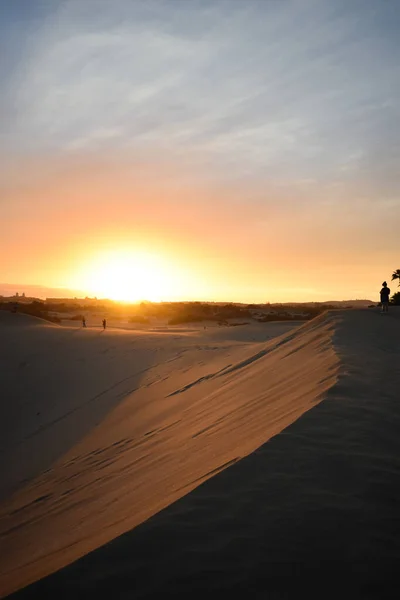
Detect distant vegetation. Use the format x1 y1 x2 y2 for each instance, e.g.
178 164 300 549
166 303 309 325
0 296 381 326
128 315 150 324
0 300 61 323
391 292 400 305
392 269 400 286
390 268 400 304
0 297 343 325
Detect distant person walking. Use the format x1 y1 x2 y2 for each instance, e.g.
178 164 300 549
102 318 107 330
82 316 86 328
380 281 390 313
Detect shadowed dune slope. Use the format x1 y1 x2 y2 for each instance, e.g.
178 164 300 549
4 309 399 597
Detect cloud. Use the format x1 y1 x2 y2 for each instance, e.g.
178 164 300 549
1 0 399 197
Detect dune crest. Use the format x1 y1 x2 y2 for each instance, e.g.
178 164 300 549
0 310 342 596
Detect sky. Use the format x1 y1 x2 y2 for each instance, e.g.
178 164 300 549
1 0 399 302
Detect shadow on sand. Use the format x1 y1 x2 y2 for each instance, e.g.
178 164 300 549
10 310 400 598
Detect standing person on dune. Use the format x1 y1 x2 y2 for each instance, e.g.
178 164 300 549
380 281 390 313
102 318 107 330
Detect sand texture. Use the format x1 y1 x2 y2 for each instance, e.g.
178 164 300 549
1 308 400 598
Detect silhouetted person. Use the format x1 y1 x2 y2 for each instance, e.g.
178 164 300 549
380 281 390 313
82 317 86 328
102 318 107 330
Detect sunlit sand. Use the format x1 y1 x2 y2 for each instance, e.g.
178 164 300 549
1 308 400 597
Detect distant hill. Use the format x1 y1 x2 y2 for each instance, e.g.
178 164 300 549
278 300 374 308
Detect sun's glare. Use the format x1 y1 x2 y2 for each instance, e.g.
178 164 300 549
74 250 178 302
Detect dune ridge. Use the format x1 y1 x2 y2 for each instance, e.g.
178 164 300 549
2 309 399 597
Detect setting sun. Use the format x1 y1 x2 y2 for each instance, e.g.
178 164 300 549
73 250 178 302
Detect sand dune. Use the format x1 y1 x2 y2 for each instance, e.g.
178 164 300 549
1 309 400 597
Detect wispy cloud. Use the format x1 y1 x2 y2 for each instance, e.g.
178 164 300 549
1 0 398 191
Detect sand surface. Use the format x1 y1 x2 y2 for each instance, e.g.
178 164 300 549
1 308 400 597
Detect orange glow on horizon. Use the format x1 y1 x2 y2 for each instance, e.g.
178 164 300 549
1 155 397 304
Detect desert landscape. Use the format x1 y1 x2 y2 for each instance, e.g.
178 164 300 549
2 0 400 597
1 306 400 597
